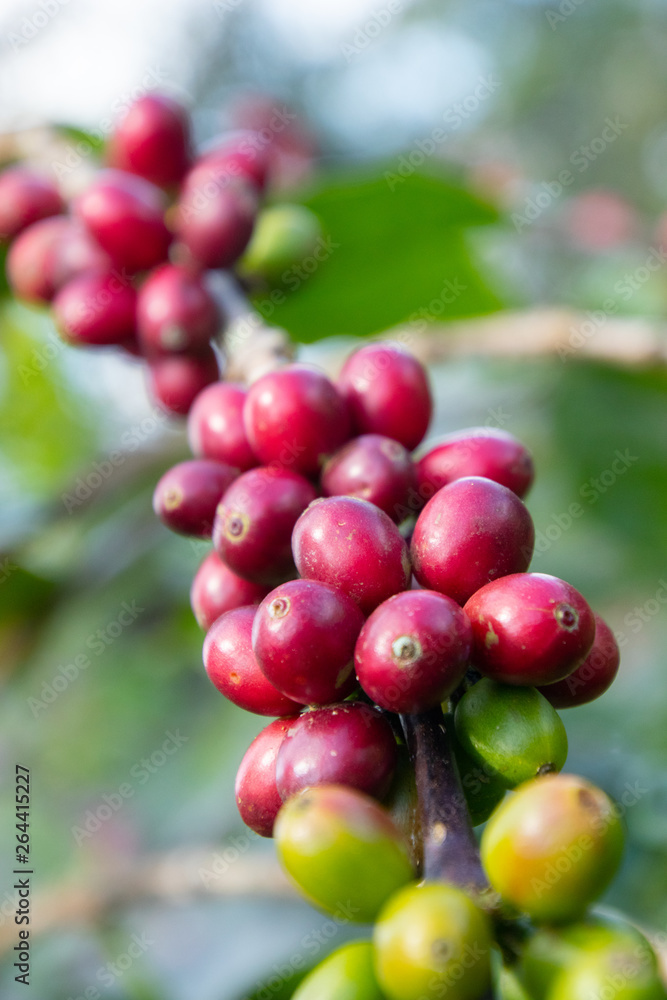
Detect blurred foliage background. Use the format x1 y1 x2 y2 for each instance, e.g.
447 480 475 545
1 1 667 998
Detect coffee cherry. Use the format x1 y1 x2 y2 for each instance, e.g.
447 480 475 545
293 497 411 615
417 427 534 500
274 785 414 922
176 165 258 269
148 347 220 415
0 166 64 241
292 941 385 1000
481 773 624 923
454 679 568 788
203 606 302 715
153 459 238 537
190 550 269 630
549 943 666 1000
338 343 432 450
53 271 137 345
411 477 535 605
373 882 493 1000
321 434 417 522
213 467 317 585
240 203 321 281
7 216 110 304
188 382 257 471
235 716 297 837
244 364 351 478
450 724 506 827
197 133 271 192
74 169 171 273
354 591 472 713
464 573 596 686
275 703 397 800
107 93 191 188
252 580 364 704
538 613 620 708
498 966 533 1000
136 264 220 355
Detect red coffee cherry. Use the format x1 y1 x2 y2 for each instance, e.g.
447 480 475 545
417 427 534 500
53 270 137 346
244 364 351 478
176 160 258 269
355 590 472 713
321 434 417 522
538 613 620 708
148 347 220 415
153 459 238 538
292 497 411 615
7 216 111 304
188 382 257 471
198 133 271 192
190 550 269 630
0 167 64 241
411 477 535 605
252 579 364 704
464 572 596 686
107 93 192 188
337 342 432 451
203 606 302 715
235 717 297 837
74 169 171 273
213 467 317 585
276 703 397 800
137 264 221 355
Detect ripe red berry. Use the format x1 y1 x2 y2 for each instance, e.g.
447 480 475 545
137 264 220 355
293 497 411 615
188 382 257 471
464 572 596 686
244 364 351 478
417 427 534 500
411 477 535 605
53 270 137 345
276 703 397 801
252 579 364 705
213 467 317 585
107 93 192 188
190 550 269 630
148 347 220 415
0 167 64 241
355 590 472 713
153 459 238 537
198 133 271 192
538 613 620 708
235 717 297 837
203 606 302 715
321 434 417 522
74 169 171 273
7 216 111 304
337 343 432 451
176 163 257 269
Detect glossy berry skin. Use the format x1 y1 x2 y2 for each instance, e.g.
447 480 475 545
136 264 220 355
274 785 414 922
293 497 411 616
449 719 506 827
481 773 624 923
464 572 596 686
539 614 620 708
7 216 111 304
0 167 64 241
74 169 171 274
190 550 269 630
373 882 493 1000
176 167 257 269
321 434 416 522
148 347 220 415
203 606 302 715
549 946 666 1000
417 427 534 500
411 476 535 606
107 93 191 188
252 580 364 705
235 716 297 837
244 365 351 478
213 467 317 585
53 271 137 345
337 342 432 451
153 459 238 538
292 941 385 1000
187 382 257 471
275 703 397 800
354 590 472 713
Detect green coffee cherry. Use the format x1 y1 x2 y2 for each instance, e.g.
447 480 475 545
498 965 535 1000
239 203 321 281
448 716 506 826
548 941 667 1000
481 773 624 924
454 680 568 788
373 882 493 1000
292 941 386 1000
275 785 415 923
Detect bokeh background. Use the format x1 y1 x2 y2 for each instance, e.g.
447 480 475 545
1 1 667 998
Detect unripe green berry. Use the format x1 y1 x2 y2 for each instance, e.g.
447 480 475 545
547 942 667 1000
292 941 386 1000
239 203 321 281
498 965 534 1000
447 714 506 826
